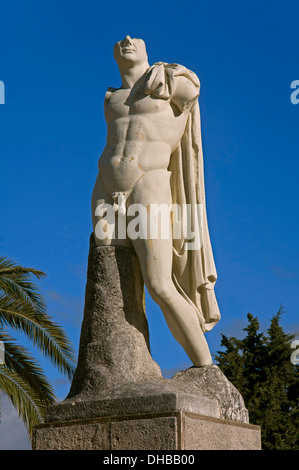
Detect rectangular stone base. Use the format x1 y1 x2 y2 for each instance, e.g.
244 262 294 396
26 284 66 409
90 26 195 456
32 410 261 450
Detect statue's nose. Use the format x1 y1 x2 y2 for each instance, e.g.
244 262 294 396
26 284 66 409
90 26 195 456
122 35 133 45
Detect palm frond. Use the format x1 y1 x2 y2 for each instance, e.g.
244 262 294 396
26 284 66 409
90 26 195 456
0 256 76 379
0 366 46 436
0 298 76 379
0 257 46 313
0 255 77 438
0 331 55 405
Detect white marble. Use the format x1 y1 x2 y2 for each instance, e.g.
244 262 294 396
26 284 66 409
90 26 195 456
92 36 221 366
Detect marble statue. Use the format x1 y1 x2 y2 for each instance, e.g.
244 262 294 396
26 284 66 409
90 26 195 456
91 36 220 367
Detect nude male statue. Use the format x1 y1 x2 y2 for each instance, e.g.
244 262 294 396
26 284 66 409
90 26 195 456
92 36 220 367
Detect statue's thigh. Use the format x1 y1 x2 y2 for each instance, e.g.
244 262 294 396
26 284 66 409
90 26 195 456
132 235 173 285
92 174 113 209
128 170 174 283
128 170 172 207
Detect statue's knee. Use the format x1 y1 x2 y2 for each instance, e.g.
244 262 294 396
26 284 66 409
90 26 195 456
148 278 173 304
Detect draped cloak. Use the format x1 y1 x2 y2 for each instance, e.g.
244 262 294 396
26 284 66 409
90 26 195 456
142 62 221 333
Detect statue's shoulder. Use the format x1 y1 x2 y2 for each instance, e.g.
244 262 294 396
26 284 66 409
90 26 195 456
104 87 119 108
105 86 119 98
154 62 200 87
107 86 119 93
143 62 200 112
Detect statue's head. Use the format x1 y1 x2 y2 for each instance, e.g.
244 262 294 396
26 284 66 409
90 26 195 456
113 35 148 70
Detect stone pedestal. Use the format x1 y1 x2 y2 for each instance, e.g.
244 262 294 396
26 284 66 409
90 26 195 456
32 408 261 451
32 234 261 450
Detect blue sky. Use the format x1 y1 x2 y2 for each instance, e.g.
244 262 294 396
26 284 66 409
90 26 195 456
0 0 298 449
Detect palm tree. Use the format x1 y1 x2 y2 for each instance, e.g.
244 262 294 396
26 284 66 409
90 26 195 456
0 256 76 438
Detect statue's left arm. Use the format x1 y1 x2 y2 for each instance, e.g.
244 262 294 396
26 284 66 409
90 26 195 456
170 73 200 114
143 62 200 112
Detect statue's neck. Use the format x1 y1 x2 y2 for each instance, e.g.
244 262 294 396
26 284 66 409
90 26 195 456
119 62 150 89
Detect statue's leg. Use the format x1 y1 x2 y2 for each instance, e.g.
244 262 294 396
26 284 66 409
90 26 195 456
131 234 212 367
128 170 212 367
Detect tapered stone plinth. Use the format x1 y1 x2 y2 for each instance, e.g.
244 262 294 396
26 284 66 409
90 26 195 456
32 234 261 450
66 234 162 400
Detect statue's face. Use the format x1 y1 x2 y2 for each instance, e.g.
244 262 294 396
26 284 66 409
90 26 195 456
113 36 148 69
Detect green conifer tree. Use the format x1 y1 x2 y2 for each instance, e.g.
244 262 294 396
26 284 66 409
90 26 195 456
215 307 299 450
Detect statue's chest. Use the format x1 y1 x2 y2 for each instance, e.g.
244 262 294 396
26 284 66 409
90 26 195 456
105 88 167 121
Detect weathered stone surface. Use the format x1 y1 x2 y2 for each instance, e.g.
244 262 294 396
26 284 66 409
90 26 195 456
182 413 261 450
67 234 162 401
45 364 248 424
32 421 108 450
171 365 249 423
45 388 219 424
110 415 179 450
32 412 261 450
